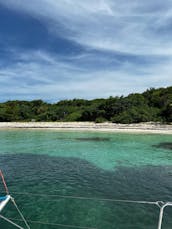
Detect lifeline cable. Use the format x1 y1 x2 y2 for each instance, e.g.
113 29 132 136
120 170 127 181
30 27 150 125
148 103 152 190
11 197 31 229
12 191 160 206
10 191 172 229
0 215 24 229
8 217 97 229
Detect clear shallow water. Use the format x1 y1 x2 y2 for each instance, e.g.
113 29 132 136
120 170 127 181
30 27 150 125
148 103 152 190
0 130 172 229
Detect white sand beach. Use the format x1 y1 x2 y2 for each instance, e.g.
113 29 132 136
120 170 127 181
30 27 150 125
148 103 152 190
0 122 172 134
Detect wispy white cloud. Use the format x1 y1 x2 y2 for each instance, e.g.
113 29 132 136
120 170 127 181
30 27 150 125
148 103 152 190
0 50 172 101
0 0 172 101
1 0 172 55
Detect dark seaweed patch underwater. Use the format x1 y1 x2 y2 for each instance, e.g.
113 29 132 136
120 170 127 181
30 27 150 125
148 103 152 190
74 137 111 142
1 154 172 229
153 142 172 150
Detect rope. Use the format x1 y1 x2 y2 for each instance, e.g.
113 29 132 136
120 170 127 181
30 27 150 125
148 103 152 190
12 191 159 206
11 197 31 229
0 215 24 229
8 217 97 229
0 170 9 195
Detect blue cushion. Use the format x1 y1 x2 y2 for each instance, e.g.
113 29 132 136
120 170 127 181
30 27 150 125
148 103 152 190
0 196 7 201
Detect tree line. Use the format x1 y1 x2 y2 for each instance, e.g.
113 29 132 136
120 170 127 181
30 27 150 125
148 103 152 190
0 86 171 123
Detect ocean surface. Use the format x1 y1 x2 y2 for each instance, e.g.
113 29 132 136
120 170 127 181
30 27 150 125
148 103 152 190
0 129 172 229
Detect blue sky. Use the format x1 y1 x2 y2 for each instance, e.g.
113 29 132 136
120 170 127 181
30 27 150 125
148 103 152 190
0 0 172 102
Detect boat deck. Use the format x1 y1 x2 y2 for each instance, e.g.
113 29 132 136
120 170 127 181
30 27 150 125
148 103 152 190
0 195 11 212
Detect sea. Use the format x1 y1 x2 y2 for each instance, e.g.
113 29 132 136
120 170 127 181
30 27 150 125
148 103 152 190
0 129 172 229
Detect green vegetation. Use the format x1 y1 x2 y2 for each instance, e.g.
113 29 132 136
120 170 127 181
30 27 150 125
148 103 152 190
0 86 171 123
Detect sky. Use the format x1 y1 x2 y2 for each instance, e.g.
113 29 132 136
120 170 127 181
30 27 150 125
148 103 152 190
0 0 172 102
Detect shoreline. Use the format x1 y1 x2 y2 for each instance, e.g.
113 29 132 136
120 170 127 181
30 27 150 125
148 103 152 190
0 122 172 134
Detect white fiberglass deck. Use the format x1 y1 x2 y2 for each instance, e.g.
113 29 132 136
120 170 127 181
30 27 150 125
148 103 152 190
0 195 10 212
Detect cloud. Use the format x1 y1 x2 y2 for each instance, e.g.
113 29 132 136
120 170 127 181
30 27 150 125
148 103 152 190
0 49 172 102
1 0 172 55
0 0 172 101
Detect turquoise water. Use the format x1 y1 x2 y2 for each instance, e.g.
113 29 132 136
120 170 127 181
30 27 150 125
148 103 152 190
0 130 172 228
